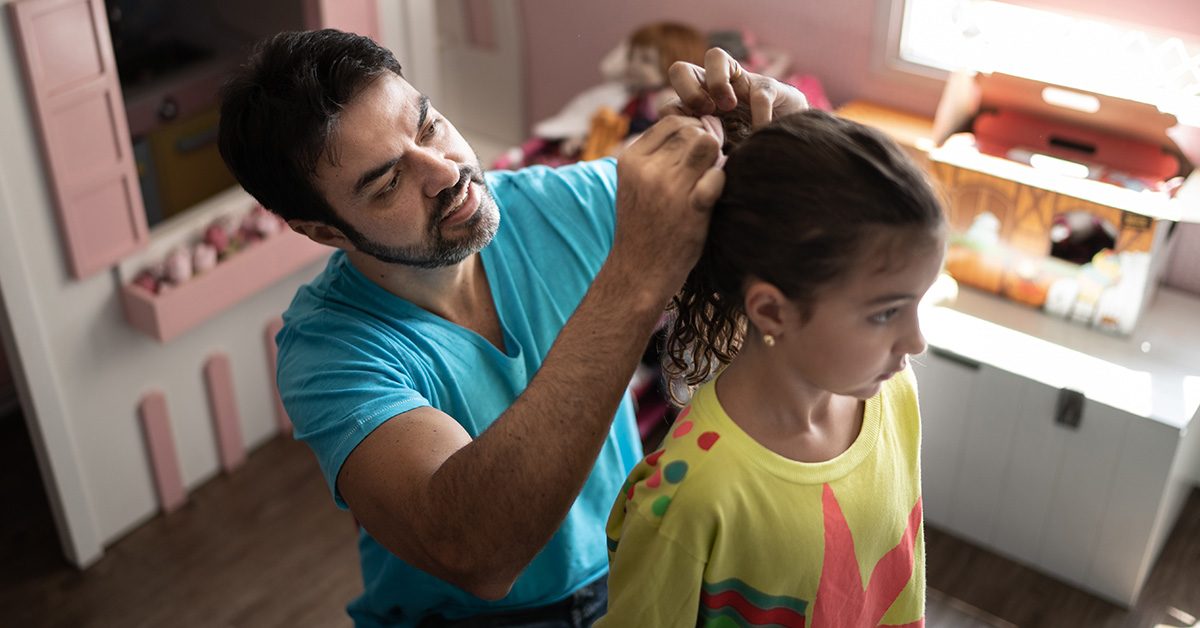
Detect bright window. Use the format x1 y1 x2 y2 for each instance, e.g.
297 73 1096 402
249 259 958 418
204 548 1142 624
898 0 1200 121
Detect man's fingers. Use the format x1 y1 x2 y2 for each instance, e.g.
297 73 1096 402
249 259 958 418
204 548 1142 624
626 115 700 155
689 167 725 213
629 116 721 173
667 61 715 116
699 115 725 148
680 127 722 172
749 86 774 130
657 96 687 120
664 47 810 131
704 48 741 112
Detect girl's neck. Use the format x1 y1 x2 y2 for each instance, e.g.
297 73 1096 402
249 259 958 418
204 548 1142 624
714 344 864 464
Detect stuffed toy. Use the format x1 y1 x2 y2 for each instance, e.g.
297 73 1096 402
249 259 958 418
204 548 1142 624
495 23 832 169
498 21 707 168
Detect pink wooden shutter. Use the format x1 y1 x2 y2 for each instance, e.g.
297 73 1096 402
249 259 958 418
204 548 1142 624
304 0 381 42
8 0 147 279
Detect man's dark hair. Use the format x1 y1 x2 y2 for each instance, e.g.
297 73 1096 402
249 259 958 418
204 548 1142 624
217 29 402 224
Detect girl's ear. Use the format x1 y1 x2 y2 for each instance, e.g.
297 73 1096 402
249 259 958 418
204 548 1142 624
743 279 788 338
288 220 354 252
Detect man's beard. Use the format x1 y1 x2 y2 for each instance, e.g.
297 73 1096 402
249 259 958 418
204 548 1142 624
341 163 499 269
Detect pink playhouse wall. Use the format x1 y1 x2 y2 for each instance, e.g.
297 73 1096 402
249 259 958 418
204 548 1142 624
516 0 1200 125
517 0 906 125
514 0 1200 296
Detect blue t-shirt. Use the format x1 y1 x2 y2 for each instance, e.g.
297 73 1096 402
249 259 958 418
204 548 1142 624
276 159 642 627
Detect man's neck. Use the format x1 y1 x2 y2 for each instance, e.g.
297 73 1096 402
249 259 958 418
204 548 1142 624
346 251 501 347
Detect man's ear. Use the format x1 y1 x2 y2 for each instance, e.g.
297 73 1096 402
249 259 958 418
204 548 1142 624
288 220 355 251
743 279 788 339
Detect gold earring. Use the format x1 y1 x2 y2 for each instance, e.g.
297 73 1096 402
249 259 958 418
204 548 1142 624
763 334 776 347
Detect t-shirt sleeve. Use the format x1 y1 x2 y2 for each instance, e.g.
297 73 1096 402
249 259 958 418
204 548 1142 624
486 158 618 267
596 507 707 628
275 312 431 508
892 365 922 440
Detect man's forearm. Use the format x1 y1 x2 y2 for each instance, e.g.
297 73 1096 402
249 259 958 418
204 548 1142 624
417 260 667 597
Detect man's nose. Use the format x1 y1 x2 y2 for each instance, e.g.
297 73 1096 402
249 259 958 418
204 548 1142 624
413 148 461 198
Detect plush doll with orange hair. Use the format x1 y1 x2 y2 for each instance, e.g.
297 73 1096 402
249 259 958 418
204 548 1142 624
580 22 707 160
623 22 707 132
503 22 811 167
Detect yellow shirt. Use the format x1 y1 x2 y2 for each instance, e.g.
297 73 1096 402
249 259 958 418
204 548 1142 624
597 368 925 628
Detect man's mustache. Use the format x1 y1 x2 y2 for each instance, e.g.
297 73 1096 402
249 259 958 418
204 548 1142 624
435 165 484 217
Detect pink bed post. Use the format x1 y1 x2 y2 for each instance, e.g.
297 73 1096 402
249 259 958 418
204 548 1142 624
264 316 292 436
204 352 246 473
138 391 187 513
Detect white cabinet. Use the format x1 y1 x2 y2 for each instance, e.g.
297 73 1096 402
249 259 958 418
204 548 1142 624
915 286 1200 607
914 347 975 527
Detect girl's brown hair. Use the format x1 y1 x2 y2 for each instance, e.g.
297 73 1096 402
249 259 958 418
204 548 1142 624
663 109 945 402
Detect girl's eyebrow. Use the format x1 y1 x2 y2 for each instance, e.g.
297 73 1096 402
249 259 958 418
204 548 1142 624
351 95 431 199
866 293 918 305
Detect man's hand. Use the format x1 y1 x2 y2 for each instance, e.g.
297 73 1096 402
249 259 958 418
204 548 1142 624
611 115 724 307
660 47 809 130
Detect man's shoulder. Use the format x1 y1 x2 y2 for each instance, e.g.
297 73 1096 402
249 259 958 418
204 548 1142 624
282 252 361 324
279 252 422 351
486 158 617 203
484 159 619 257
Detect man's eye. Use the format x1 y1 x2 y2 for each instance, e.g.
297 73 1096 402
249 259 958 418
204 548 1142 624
423 118 439 140
378 171 400 198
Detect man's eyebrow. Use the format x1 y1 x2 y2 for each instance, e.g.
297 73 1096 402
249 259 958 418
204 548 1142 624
351 94 431 198
353 156 401 198
416 93 429 130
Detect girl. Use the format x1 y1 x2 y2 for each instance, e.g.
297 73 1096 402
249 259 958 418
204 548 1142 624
596 109 946 628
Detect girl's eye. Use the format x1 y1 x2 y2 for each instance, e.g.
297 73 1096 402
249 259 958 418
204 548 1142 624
870 307 899 324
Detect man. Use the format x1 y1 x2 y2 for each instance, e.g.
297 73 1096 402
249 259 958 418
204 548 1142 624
218 29 805 627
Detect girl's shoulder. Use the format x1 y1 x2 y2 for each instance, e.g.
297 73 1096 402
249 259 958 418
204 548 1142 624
621 400 742 523
882 365 921 417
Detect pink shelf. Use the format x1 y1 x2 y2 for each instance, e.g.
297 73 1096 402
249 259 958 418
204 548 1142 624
122 230 329 343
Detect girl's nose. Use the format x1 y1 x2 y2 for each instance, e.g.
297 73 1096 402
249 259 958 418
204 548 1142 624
902 319 928 358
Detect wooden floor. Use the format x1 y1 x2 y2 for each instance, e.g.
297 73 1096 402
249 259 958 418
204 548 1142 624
926 488 1200 628
2 410 1197 627
0 413 361 628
